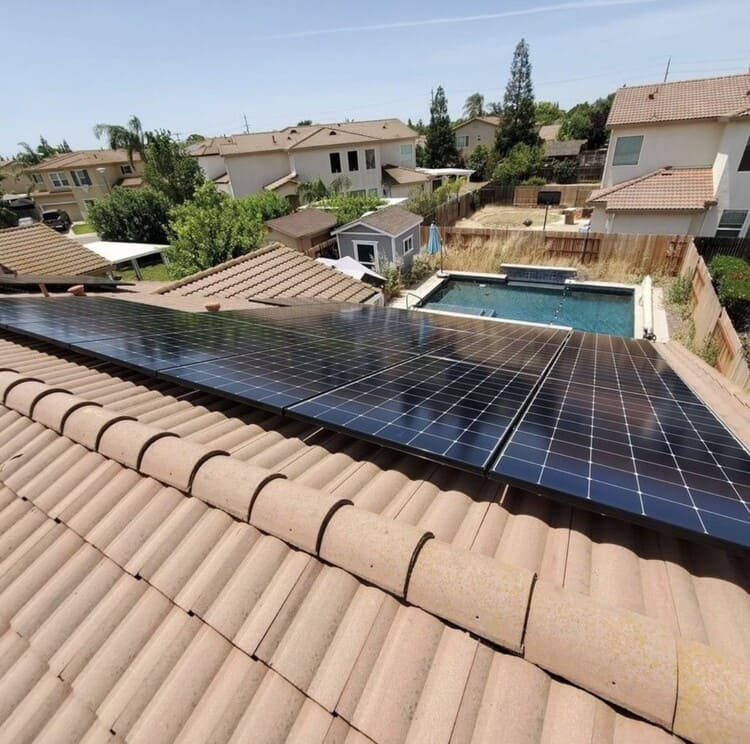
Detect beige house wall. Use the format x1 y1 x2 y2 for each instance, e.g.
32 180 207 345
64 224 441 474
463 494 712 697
454 120 498 159
224 153 290 198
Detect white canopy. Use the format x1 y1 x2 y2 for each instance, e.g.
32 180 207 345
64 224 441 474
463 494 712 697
86 241 168 264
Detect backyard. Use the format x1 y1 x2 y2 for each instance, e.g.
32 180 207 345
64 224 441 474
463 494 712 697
456 205 568 230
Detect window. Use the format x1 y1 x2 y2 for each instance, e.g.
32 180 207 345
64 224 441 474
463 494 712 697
49 172 69 188
456 135 469 148
30 173 44 185
355 242 376 270
739 136 750 171
329 153 342 174
399 144 413 164
120 164 134 175
365 149 376 169
70 169 92 186
367 188 379 196
350 189 366 197
612 135 643 166
347 151 359 171
716 209 748 238
403 235 414 253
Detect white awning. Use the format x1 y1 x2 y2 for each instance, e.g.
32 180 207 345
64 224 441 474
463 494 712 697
86 241 168 264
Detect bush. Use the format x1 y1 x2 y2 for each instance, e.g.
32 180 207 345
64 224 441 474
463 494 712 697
240 191 292 221
552 159 577 184
708 255 750 331
381 264 403 302
491 143 543 185
521 176 546 185
668 276 692 306
409 255 434 284
88 187 171 243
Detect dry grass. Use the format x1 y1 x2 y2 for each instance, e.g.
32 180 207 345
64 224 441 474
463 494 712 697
424 233 664 284
456 205 565 229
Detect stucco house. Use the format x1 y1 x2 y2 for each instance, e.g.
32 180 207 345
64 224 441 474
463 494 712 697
18 149 144 222
190 119 419 203
453 116 500 160
333 205 422 272
589 72 750 236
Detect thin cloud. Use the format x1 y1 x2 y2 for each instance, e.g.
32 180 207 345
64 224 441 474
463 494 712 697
265 0 660 40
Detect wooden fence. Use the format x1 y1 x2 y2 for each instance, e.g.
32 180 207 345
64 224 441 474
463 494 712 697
513 183 598 208
679 242 750 389
419 226 688 276
423 192 476 227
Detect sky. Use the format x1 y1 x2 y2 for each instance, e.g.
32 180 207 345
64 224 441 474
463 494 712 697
2 0 749 155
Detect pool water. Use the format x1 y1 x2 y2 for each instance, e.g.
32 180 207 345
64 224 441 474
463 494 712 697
422 279 634 337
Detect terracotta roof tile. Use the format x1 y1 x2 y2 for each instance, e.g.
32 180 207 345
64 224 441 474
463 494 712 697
0 225 111 277
26 149 140 172
157 241 377 304
588 167 716 211
608 72 750 126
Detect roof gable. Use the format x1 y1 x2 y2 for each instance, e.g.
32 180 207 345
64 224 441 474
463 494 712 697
335 205 422 236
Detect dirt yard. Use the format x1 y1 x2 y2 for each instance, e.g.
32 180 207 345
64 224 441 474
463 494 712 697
456 205 569 230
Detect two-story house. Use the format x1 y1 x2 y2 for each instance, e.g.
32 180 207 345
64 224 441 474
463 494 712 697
453 116 501 160
190 119 419 203
23 150 144 221
589 73 750 236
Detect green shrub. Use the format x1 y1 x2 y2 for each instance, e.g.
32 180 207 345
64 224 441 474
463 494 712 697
521 176 546 185
88 187 171 243
409 255 434 284
708 255 750 331
381 264 403 302
668 276 692 306
698 337 719 367
552 159 577 183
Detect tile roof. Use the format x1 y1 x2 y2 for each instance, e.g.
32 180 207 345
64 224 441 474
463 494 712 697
0 324 748 742
382 165 430 185
538 123 562 141
608 72 750 126
264 208 337 238
588 167 716 211
0 225 111 276
26 149 140 172
544 139 585 157
157 241 378 304
116 175 143 188
336 205 422 236
211 119 416 157
453 116 501 130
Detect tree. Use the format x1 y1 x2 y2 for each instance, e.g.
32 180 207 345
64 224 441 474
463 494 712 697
87 187 171 243
93 115 146 165
463 93 486 119
184 133 205 146
298 178 329 205
559 94 613 149
424 86 459 168
316 193 385 225
415 143 426 167
495 39 539 157
492 143 542 185
467 144 492 181
14 136 71 167
552 159 577 183
535 101 564 126
240 191 292 221
167 182 265 278
143 130 204 205
297 119 313 126
407 118 427 134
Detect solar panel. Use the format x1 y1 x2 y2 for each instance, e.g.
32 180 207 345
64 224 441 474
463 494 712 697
290 357 540 470
491 332 750 548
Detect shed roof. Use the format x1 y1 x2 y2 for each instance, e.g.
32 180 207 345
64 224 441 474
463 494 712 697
382 165 430 185
157 241 377 304
265 209 337 238
608 72 750 127
588 167 716 211
0 306 748 741
335 205 422 236
538 123 562 141
0 224 111 276
544 139 585 157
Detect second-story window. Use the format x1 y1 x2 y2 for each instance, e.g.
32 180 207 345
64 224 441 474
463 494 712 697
30 173 44 185
329 153 342 174
365 149 376 169
739 136 750 171
716 210 748 238
49 172 70 188
612 135 644 166
120 164 134 175
400 144 414 164
347 151 359 171
71 169 92 186
456 135 469 148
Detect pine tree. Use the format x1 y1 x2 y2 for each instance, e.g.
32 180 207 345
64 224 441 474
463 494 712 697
424 86 459 168
495 39 539 157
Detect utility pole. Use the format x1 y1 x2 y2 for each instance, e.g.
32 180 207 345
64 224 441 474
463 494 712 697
243 114 250 134
663 56 671 83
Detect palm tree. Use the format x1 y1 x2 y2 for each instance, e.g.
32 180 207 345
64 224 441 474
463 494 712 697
463 93 486 119
15 142 41 167
93 115 146 165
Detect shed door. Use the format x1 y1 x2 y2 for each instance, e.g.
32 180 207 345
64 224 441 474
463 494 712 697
355 242 377 271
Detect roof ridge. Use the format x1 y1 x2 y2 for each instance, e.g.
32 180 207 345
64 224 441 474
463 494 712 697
1 367 748 741
618 71 750 91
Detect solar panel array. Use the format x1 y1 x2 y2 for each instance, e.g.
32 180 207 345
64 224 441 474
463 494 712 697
0 297 748 550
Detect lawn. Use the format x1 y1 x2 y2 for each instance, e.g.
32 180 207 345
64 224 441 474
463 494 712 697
456 205 565 229
71 222 95 235
116 262 171 282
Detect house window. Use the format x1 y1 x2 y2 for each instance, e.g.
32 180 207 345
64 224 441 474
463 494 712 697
71 169 92 186
399 144 413 164
367 188 379 196
715 209 748 238
456 135 469 148
403 235 414 253
329 153 342 174
347 151 359 171
612 135 643 166
49 172 69 188
350 189 366 197
30 173 44 184
355 242 377 270
365 149 376 169
120 164 134 175
739 137 750 171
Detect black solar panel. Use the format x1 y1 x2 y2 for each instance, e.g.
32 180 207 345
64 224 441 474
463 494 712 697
492 332 750 548
290 357 540 470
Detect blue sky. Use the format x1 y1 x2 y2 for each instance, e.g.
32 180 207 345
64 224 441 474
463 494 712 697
2 0 749 155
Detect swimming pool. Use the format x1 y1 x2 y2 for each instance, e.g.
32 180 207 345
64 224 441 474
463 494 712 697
420 278 635 336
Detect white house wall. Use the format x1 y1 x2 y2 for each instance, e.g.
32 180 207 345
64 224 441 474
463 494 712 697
603 121 721 187
606 212 698 235
197 154 227 181
292 147 382 193
224 153 290 198
709 121 750 236
379 140 416 168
